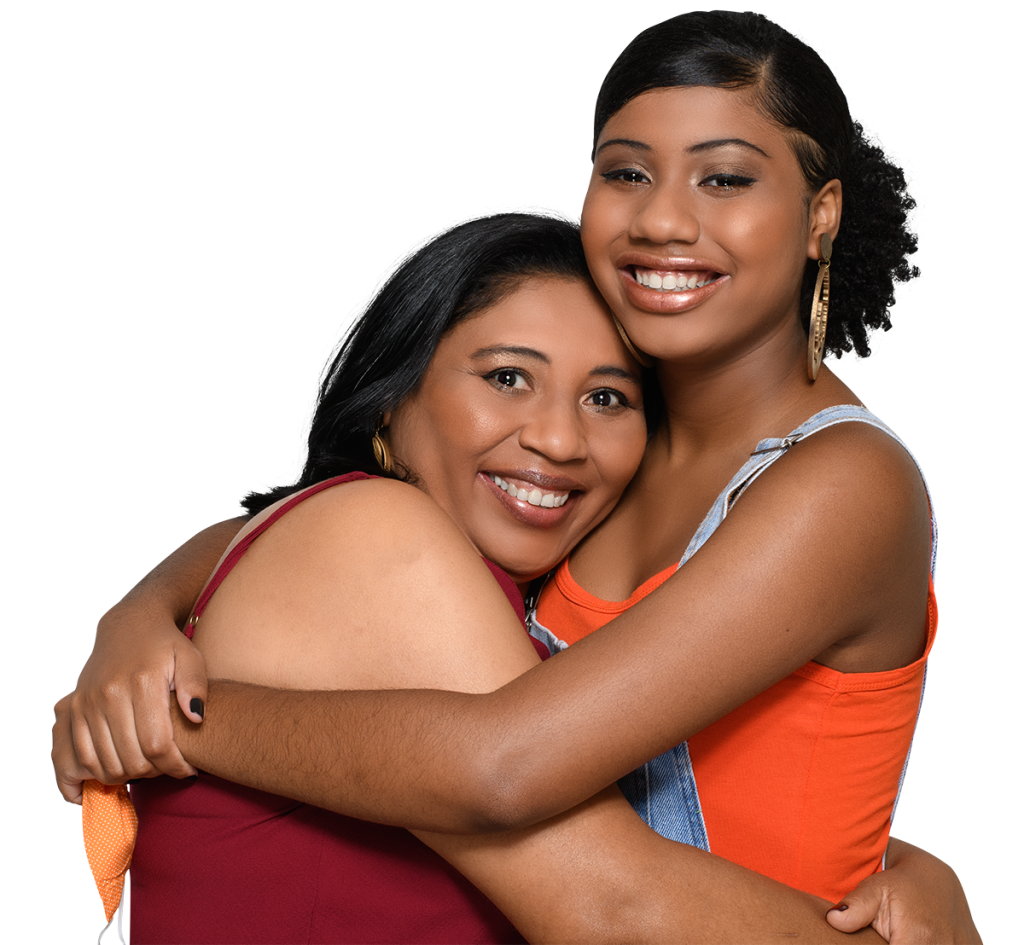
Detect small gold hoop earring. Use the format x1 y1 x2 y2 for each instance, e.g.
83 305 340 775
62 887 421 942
807 232 832 381
371 427 393 473
611 315 653 368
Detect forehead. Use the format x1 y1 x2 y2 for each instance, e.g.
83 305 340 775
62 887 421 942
597 85 787 153
452 276 615 341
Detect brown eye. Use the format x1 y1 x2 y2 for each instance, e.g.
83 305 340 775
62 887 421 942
700 174 756 189
486 369 529 390
601 168 650 185
587 389 629 409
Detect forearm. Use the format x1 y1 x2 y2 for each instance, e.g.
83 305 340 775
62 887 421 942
172 679 499 831
420 798 886 944
589 843 887 945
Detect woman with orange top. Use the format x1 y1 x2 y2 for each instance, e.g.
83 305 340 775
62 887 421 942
55 11 977 943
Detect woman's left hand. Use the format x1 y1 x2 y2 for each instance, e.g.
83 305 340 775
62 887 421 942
826 837 981 943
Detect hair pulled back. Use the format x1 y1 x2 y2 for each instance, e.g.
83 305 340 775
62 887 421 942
242 213 593 516
594 10 918 358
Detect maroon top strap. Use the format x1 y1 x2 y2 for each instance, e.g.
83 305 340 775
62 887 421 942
185 472 374 636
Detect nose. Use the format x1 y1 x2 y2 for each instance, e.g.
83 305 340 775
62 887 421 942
629 183 700 245
518 397 588 464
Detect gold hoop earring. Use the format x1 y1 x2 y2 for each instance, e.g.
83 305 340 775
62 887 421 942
807 232 832 381
611 315 653 368
371 427 393 473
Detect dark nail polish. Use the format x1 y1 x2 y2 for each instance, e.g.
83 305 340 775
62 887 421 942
190 697 205 720
828 904 849 913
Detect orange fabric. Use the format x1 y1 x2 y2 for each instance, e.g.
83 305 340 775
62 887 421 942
542 559 677 645
82 780 138 921
536 557 936 904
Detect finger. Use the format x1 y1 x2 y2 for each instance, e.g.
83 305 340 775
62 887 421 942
131 674 197 779
172 638 209 724
52 695 89 804
826 887 890 940
72 691 135 783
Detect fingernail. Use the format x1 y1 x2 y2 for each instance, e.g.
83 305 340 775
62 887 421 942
190 697 205 720
827 904 849 913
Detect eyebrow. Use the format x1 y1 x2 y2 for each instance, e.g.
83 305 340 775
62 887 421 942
594 136 769 158
471 345 550 364
470 347 641 381
592 365 641 382
688 137 769 157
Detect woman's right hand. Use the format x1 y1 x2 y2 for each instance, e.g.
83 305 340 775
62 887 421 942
51 516 245 803
53 601 207 803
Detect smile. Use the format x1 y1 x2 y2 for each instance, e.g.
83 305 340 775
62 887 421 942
632 267 719 291
489 474 569 508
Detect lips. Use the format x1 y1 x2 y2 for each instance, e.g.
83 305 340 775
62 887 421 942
481 471 580 528
617 259 729 314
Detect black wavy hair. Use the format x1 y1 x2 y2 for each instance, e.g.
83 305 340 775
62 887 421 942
242 213 619 515
594 10 919 359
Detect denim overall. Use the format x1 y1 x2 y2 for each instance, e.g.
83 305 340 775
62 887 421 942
528 405 936 849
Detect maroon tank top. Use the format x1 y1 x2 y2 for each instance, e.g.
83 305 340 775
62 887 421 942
131 473 534 944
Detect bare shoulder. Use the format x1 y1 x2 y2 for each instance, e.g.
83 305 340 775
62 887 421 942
239 476 501 615
722 419 931 669
272 476 473 543
196 477 535 691
766 420 930 540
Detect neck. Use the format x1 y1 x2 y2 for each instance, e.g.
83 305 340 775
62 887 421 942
651 328 856 461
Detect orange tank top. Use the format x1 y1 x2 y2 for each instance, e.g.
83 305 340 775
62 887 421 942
535 556 936 904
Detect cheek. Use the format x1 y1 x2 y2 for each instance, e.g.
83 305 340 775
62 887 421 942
581 188 619 256
592 421 647 499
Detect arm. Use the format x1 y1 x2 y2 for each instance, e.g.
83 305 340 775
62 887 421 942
56 516 244 802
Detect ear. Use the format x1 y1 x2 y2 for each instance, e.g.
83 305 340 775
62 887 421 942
807 179 842 260
381 411 392 428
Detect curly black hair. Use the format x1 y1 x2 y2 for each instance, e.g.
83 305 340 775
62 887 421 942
594 10 919 359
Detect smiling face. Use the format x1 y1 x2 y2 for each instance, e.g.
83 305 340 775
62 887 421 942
385 276 647 586
582 85 838 370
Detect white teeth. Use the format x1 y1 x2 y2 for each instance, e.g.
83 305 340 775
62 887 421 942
489 475 569 508
635 269 714 291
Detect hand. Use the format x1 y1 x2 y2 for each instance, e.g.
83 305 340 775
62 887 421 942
55 602 208 802
826 838 981 943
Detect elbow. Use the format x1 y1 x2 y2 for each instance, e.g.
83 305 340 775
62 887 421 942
454 742 551 834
